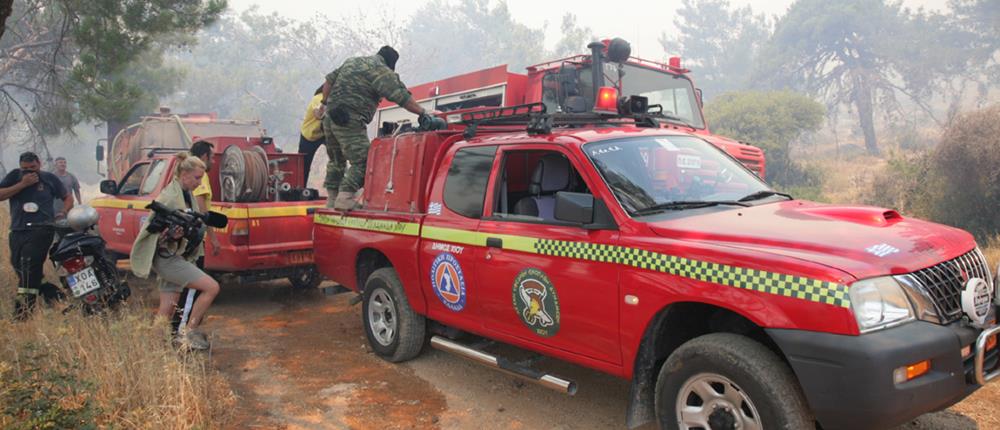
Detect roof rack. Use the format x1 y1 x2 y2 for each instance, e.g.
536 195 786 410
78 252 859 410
459 102 671 139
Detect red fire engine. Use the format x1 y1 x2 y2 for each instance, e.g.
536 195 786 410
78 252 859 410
313 39 1000 430
376 39 766 178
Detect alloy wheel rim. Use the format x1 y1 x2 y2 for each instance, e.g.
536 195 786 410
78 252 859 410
676 372 761 430
368 289 397 346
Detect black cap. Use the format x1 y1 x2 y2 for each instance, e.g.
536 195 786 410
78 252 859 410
377 45 399 71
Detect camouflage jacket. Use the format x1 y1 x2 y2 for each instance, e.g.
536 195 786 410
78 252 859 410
325 55 413 127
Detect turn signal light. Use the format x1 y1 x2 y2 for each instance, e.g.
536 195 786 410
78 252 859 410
893 360 931 384
595 86 619 113
988 334 998 351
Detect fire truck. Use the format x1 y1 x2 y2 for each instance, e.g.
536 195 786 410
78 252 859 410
375 39 766 178
313 39 1000 430
91 114 325 288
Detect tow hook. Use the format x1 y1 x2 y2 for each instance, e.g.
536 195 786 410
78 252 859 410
974 324 1000 385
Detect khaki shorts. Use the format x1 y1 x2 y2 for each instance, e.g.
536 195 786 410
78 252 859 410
152 255 205 293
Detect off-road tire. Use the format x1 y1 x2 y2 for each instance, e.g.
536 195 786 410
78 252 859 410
288 265 323 290
654 333 813 430
362 268 426 362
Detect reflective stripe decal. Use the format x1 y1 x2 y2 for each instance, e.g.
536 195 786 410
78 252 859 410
17 287 39 295
320 219 851 308
90 199 321 220
315 214 420 236
532 238 850 308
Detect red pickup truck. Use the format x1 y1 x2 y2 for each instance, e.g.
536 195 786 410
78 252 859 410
313 102 999 429
92 136 324 288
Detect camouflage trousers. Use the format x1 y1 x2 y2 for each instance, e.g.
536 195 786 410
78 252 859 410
322 116 371 193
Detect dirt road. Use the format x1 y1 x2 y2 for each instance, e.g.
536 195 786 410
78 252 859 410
198 281 996 429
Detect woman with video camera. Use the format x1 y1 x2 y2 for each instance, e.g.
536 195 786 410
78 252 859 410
130 152 220 350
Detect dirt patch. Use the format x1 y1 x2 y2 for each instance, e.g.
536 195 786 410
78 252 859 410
206 283 446 429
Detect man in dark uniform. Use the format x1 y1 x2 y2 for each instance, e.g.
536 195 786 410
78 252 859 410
321 45 439 210
0 151 72 319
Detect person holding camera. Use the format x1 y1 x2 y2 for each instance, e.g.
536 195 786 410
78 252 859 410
0 151 72 319
130 152 219 350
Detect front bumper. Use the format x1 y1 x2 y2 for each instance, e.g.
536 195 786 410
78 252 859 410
767 320 999 430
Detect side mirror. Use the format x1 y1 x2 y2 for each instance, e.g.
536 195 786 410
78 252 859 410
99 179 118 195
695 88 704 108
555 192 618 230
95 144 105 162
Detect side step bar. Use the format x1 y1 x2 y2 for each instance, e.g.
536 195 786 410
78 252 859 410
430 336 578 395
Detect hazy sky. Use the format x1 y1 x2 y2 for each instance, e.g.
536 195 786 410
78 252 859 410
228 0 949 59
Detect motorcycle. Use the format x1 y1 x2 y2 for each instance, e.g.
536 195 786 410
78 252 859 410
30 205 130 314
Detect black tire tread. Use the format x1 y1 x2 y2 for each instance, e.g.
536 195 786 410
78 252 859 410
366 267 426 362
655 332 813 430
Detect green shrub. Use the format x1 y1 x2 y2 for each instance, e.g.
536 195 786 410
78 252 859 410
925 105 1000 238
705 90 826 187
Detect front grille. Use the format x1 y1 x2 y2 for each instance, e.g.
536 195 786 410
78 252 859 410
898 249 993 323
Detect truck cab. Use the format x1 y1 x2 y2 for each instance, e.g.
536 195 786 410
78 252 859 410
92 136 325 288
313 101 999 429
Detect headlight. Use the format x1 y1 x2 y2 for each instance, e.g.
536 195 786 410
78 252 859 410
849 276 915 333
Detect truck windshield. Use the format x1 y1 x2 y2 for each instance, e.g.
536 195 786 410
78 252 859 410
584 135 771 217
568 64 705 128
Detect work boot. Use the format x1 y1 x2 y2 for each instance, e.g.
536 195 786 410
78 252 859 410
333 192 357 211
177 328 210 351
325 188 337 208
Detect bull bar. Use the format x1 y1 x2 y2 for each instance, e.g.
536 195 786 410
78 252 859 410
974 323 1000 385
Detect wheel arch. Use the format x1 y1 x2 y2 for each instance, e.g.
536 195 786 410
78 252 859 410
625 301 790 429
355 247 428 314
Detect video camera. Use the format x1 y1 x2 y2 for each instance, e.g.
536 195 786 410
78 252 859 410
145 201 228 258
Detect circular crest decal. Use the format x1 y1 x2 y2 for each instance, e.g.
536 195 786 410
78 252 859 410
512 268 560 337
430 252 466 312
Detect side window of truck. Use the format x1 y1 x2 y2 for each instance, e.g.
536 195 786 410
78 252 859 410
117 163 150 196
139 160 167 196
442 145 498 218
492 150 591 223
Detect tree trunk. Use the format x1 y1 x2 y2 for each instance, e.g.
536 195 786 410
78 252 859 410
853 77 879 155
0 0 12 40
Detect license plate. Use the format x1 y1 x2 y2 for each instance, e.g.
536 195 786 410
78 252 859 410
286 251 313 265
68 267 101 297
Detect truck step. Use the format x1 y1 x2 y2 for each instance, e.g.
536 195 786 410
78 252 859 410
429 336 577 395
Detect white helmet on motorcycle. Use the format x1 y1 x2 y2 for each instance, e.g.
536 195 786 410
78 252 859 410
67 204 100 231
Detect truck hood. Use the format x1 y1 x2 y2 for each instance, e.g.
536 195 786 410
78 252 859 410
647 200 975 280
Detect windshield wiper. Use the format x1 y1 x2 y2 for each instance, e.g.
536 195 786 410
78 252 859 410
737 190 793 202
632 200 749 216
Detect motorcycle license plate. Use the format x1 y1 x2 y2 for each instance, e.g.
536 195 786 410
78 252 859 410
68 267 101 297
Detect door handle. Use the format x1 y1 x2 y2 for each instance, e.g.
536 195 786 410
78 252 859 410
486 237 503 249
127 204 133 209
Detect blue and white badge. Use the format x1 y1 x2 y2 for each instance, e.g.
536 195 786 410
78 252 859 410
430 252 466 312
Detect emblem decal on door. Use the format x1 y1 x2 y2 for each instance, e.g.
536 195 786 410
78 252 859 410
512 268 560 338
115 210 123 226
430 252 466 311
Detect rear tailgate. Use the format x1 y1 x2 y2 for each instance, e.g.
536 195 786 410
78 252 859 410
211 201 323 271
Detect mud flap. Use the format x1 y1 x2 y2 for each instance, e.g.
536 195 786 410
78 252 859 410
626 341 658 429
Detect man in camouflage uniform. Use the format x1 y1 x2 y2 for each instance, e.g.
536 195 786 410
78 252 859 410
321 45 433 210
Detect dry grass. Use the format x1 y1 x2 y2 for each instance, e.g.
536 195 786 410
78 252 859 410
0 209 235 428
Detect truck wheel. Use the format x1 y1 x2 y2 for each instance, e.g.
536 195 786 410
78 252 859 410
362 268 426 362
289 266 323 290
654 333 812 430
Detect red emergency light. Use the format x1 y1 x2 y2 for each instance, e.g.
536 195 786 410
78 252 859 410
669 56 682 69
595 86 619 113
